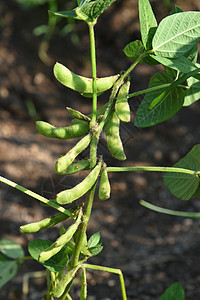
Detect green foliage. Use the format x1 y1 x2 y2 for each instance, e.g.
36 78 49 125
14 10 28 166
0 238 24 259
138 0 157 50
0 238 24 288
152 12 200 58
28 239 69 272
0 254 18 289
164 145 200 200
134 72 184 127
159 282 184 300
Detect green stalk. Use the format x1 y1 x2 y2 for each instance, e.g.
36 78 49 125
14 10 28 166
71 184 96 267
89 23 97 128
140 200 200 219
106 166 197 175
0 176 75 218
82 263 127 300
88 23 98 170
128 84 188 99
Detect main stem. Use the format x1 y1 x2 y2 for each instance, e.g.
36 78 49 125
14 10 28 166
71 22 98 268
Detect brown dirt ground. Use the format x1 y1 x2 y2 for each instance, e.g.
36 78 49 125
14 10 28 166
1 0 200 299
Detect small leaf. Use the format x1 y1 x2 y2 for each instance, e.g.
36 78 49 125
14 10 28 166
164 144 200 200
49 9 82 20
123 40 145 60
134 72 184 127
88 232 101 248
87 232 103 257
152 12 200 58
77 0 116 23
28 240 68 272
159 282 184 300
89 244 103 256
168 6 183 15
138 0 157 49
0 238 24 259
184 76 200 106
0 254 18 288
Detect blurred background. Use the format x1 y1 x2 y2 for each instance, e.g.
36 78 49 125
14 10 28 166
1 0 200 299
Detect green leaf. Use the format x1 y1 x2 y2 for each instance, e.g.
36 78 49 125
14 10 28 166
0 238 24 259
184 76 200 106
49 9 82 20
169 6 183 15
152 12 200 58
134 72 184 127
76 0 116 23
164 144 200 200
159 282 184 300
89 244 103 256
150 55 198 74
194 184 200 199
138 0 157 49
123 40 145 60
0 254 18 288
88 232 101 248
87 232 103 256
28 240 68 272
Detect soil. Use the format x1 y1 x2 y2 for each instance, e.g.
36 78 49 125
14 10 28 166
1 0 200 299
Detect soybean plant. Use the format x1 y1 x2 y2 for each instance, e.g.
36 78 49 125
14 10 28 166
1 0 200 299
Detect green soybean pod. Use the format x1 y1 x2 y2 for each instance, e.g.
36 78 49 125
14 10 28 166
38 243 63 262
105 109 126 161
56 158 90 175
20 212 70 233
54 62 119 96
54 265 81 298
54 208 82 247
36 121 89 139
115 80 131 122
56 161 102 205
66 107 91 122
99 163 111 200
55 133 91 174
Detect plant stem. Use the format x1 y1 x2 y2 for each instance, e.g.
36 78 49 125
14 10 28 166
107 166 197 175
140 200 200 219
88 23 99 170
82 263 127 300
88 23 97 128
71 184 96 267
0 176 75 218
128 84 188 99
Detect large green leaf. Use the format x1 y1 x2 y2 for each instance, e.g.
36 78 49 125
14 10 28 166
138 0 157 49
152 12 200 58
28 240 68 273
0 238 24 259
149 55 198 74
164 144 200 200
0 254 18 288
159 282 184 300
184 76 200 106
134 72 184 127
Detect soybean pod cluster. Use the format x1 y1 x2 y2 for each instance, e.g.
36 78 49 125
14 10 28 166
21 62 131 293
